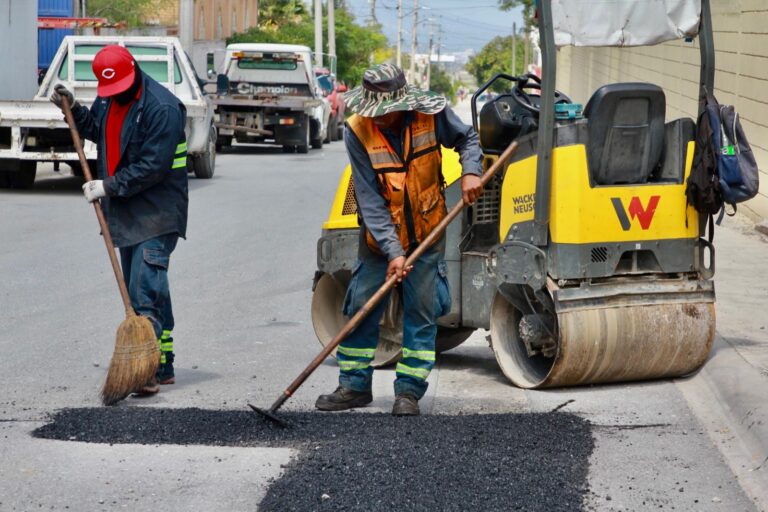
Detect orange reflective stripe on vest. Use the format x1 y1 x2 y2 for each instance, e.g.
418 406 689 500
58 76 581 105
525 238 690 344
347 112 445 254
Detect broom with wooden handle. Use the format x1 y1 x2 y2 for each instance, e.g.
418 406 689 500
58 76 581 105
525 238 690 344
60 96 159 406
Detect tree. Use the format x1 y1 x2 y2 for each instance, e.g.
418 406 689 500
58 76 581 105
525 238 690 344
466 35 526 92
86 0 171 28
429 65 455 103
228 1 387 86
498 0 535 28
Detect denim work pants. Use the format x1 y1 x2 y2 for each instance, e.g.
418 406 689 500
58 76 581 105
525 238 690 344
338 239 451 400
119 233 178 340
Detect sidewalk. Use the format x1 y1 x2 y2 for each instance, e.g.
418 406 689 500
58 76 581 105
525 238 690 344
676 213 768 505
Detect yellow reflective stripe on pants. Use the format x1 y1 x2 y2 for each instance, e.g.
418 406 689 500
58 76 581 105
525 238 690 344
175 142 187 154
338 360 371 371
401 348 436 362
337 346 376 358
172 156 186 169
161 330 172 340
396 363 430 381
160 342 173 352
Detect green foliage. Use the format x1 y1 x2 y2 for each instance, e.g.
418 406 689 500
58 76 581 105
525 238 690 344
228 0 387 86
466 35 526 93
498 0 535 28
429 65 455 103
87 0 171 28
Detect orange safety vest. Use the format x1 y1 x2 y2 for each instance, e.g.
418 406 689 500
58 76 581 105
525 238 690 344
348 112 445 255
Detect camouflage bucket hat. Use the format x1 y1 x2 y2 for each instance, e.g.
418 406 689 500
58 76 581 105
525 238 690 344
344 63 447 117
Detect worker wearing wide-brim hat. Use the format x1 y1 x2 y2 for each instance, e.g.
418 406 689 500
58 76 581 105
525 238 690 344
316 63 484 416
50 45 189 394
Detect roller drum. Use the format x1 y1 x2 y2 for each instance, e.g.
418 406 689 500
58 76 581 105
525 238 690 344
490 292 716 389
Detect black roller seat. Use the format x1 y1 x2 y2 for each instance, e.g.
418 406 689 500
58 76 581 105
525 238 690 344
583 83 666 185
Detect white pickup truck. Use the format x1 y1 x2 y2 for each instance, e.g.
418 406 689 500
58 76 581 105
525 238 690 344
212 43 331 153
0 36 216 189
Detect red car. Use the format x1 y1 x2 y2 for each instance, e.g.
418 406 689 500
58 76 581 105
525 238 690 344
315 69 346 142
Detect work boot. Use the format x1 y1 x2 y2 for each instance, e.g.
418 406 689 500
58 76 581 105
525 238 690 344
315 386 373 411
156 354 175 385
157 335 175 385
134 378 160 397
392 394 420 416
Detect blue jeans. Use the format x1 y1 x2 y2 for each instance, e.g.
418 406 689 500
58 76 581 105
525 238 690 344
119 234 178 340
338 239 451 400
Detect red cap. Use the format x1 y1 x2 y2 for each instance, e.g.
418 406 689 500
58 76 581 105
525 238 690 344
92 45 136 97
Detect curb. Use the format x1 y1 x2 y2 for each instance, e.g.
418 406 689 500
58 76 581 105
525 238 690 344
677 335 768 508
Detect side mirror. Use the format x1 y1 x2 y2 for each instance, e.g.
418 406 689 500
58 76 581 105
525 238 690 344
216 74 229 95
337 84 348 93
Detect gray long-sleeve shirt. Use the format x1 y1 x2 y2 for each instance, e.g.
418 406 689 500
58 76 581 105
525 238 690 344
345 106 483 261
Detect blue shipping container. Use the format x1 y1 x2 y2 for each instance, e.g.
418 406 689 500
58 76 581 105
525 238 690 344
38 28 73 70
38 0 74 17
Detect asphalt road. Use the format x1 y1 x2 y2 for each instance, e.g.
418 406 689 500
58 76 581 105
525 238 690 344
0 139 762 511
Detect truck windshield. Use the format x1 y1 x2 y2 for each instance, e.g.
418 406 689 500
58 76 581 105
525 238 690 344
58 44 182 84
237 57 298 70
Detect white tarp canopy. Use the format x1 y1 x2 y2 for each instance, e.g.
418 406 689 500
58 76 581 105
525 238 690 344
552 0 702 47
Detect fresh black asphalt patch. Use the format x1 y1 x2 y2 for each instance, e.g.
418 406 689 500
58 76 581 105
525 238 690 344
34 408 594 511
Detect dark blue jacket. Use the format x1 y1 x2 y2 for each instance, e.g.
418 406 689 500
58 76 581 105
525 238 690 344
73 71 188 248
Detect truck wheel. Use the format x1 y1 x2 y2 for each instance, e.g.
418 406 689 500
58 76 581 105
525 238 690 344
329 118 339 142
337 119 344 141
2 160 37 189
216 136 232 153
297 120 310 154
69 160 98 178
193 125 216 179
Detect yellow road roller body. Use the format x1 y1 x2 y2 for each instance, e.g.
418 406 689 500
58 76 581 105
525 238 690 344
312 0 718 387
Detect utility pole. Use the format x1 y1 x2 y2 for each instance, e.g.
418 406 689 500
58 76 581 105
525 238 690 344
179 0 194 53
370 0 377 25
523 28 529 75
512 22 517 76
409 0 418 85
328 0 336 74
396 0 403 68
314 0 323 68
425 22 433 90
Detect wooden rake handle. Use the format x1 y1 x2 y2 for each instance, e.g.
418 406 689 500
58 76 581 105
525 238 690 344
60 97 136 317
269 140 520 413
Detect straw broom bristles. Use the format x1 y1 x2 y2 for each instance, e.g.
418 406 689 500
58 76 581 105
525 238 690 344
100 314 159 406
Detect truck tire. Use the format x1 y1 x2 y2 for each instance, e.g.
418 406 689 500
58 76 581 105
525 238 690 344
193 125 216 179
0 160 36 189
328 118 339 142
69 160 98 178
337 119 344 141
297 119 310 154
216 135 232 153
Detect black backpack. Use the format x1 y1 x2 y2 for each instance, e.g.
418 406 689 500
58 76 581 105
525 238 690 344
686 87 723 217
687 87 759 233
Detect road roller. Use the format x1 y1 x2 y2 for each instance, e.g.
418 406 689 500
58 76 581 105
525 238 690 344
312 0 717 387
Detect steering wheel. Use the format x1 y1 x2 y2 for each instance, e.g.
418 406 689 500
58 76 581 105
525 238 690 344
511 73 572 116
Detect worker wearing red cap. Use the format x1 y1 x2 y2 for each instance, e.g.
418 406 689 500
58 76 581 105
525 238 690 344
51 45 189 394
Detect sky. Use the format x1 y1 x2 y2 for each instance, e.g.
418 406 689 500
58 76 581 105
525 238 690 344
345 0 525 55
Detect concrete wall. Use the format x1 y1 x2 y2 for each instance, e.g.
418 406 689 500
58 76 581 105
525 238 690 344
556 0 768 222
0 0 39 100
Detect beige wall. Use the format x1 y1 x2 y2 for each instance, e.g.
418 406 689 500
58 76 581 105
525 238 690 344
556 0 768 221
148 0 259 40
194 0 259 41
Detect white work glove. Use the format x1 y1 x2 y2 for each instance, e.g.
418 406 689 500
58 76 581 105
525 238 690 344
50 84 78 110
82 180 106 203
